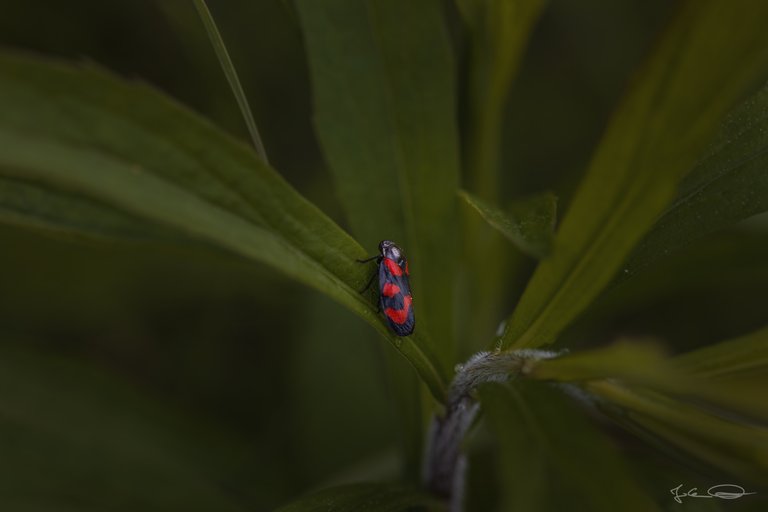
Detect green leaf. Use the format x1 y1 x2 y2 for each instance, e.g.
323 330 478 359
529 338 768 423
0 344 253 511
478 381 659 512
0 51 447 401
499 0 768 351
458 190 556 258
529 340 676 385
624 82 768 278
671 326 768 421
294 0 461 368
456 0 547 351
0 176 174 240
457 0 547 196
273 482 443 512
588 381 768 484
674 324 768 380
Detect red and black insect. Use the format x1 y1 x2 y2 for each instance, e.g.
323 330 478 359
358 240 415 337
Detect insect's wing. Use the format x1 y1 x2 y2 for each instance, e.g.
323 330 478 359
379 258 415 336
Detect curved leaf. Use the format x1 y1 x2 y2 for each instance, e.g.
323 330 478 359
499 0 768 350
0 51 446 400
274 482 443 512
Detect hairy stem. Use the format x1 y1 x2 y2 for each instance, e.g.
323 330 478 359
423 349 559 511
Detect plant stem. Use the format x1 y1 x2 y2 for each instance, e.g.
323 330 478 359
423 349 558 510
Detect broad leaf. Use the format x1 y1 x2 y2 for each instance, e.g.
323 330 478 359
294 0 460 368
0 51 446 400
499 0 768 350
459 190 556 258
625 82 768 278
478 381 659 512
274 482 443 512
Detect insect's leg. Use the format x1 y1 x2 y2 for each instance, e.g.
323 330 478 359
359 270 378 293
356 255 379 263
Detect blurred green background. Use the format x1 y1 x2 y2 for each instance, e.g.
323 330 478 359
1 1 766 510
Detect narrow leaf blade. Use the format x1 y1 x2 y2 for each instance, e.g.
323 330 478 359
673 324 768 380
588 381 768 484
625 83 768 278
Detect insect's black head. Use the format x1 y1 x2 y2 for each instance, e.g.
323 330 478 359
379 240 404 263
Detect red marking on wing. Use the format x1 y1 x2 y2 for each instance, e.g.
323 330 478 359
384 257 403 276
405 260 409 276
382 282 400 297
385 295 412 325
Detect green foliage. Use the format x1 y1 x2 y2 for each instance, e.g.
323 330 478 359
0 51 446 401
498 0 768 350
1 0 768 510
458 190 556 258
625 82 768 278
294 0 460 369
457 0 547 351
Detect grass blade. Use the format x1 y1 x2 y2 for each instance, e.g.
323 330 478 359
193 0 269 163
